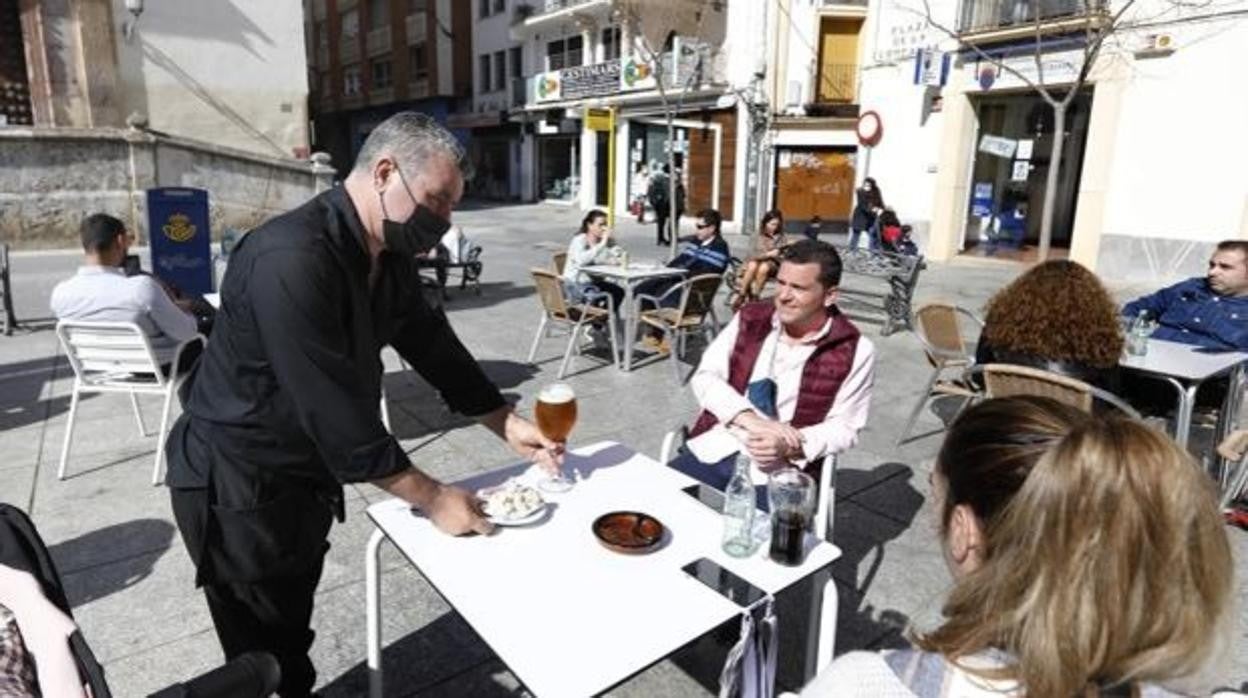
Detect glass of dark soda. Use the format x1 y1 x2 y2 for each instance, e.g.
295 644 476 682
767 469 816 566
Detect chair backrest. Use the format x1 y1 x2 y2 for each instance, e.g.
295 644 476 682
914 303 977 365
677 273 723 322
56 321 166 387
981 363 1094 411
552 251 568 275
530 268 569 317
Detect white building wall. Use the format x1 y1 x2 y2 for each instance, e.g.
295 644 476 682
110 0 309 159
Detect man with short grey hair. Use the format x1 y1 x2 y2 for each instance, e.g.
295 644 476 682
164 112 561 696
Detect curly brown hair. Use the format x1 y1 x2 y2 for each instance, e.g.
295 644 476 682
982 260 1123 368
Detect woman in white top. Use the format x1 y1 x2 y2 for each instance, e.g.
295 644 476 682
561 209 624 311
806 396 1233 697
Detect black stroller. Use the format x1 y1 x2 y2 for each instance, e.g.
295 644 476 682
0 504 279 697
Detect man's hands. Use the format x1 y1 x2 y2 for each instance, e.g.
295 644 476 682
426 484 494 536
1218 429 1248 461
480 406 565 476
731 411 803 466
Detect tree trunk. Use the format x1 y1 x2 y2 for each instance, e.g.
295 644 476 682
667 115 678 256
1038 103 1066 261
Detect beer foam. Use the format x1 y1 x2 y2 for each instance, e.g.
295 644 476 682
539 383 575 404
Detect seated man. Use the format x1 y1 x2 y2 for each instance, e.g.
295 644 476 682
50 213 201 373
636 208 732 351
675 240 875 506
1122 240 1248 350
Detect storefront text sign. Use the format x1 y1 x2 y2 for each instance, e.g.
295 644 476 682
584 108 612 131
966 49 1085 92
561 61 621 100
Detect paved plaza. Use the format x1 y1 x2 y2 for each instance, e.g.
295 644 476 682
0 202 1243 696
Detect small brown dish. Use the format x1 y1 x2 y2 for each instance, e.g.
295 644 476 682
592 511 665 555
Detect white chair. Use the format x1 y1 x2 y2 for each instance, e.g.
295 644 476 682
55 321 205 485
657 429 839 678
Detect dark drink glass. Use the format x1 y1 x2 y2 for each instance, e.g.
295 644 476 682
766 469 816 566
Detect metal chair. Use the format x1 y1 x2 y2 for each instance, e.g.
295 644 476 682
635 273 723 382
971 363 1142 418
55 321 205 485
897 303 983 445
526 268 619 379
1219 452 1248 511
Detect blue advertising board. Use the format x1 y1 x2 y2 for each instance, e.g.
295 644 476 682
970 182 994 218
146 187 212 295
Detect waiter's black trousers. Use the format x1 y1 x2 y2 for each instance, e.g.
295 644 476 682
171 487 331 698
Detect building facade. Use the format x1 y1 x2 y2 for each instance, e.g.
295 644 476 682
855 0 1248 282
305 0 473 173
509 0 749 226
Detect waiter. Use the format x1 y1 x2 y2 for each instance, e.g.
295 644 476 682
164 112 561 697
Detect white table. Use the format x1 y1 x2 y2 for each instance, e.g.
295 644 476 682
1120 338 1247 449
364 442 841 698
581 264 687 371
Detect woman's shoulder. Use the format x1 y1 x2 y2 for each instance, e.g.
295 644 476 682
801 651 916 697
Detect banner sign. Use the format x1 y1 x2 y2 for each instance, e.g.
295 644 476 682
147 187 213 295
561 61 621 100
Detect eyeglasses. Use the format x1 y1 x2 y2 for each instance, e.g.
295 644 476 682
696 222 713 229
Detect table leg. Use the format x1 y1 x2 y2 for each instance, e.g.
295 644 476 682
1215 364 1246 486
366 528 386 698
802 566 838 684
623 281 637 372
1169 378 1199 450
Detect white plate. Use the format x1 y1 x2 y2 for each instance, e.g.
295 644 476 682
485 502 549 527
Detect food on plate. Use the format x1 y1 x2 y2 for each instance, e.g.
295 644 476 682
480 484 545 521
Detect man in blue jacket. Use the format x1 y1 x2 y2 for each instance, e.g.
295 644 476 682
636 208 731 352
1123 240 1248 351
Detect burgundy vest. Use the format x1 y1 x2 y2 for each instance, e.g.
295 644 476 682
690 301 861 480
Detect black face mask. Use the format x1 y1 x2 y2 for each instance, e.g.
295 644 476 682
379 165 452 258
382 204 450 258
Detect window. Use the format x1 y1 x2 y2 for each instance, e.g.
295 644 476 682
343 64 362 96
493 0 505 12
340 9 359 41
509 46 522 81
547 36 584 70
368 0 389 29
410 43 429 80
493 50 506 91
479 0 490 17
371 58 392 89
320 71 332 97
479 54 492 93
601 26 621 61
409 0 426 11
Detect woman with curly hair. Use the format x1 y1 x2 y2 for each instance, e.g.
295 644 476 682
804 396 1234 697
976 260 1123 389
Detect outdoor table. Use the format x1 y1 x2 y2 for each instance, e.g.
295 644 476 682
581 263 687 371
1120 338 1247 451
363 441 840 698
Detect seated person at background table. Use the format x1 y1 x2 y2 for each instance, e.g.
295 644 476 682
976 260 1123 391
675 240 875 506
1122 240 1248 351
50 213 201 373
804 396 1233 697
731 209 787 311
561 209 624 311
636 208 732 352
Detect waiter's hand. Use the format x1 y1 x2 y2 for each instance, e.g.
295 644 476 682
1219 429 1248 461
427 485 494 536
480 406 564 476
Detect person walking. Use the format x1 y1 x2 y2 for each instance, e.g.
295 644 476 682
647 165 672 246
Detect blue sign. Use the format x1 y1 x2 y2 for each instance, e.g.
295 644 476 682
147 187 213 295
970 182 994 218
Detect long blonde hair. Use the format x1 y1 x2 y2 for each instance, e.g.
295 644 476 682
919 398 1234 696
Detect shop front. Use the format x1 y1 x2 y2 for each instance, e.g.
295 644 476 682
955 48 1094 259
624 108 737 220
537 132 580 203
772 147 856 235
450 112 521 201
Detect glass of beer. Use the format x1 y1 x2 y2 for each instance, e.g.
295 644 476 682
534 382 577 492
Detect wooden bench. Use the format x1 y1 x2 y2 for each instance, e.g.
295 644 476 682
833 246 925 336
1 243 16 336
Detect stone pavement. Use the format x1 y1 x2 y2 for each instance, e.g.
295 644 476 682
0 202 1243 696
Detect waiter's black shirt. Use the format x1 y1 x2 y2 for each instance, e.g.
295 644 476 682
165 187 505 507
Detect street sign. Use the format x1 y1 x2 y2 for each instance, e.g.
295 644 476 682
146 187 213 295
913 49 951 87
585 107 613 131
856 111 883 147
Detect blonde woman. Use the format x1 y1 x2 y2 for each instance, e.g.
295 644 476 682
805 396 1234 697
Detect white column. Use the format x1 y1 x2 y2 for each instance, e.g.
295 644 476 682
580 123 596 209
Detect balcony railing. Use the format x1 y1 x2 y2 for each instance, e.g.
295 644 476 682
958 0 1106 33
